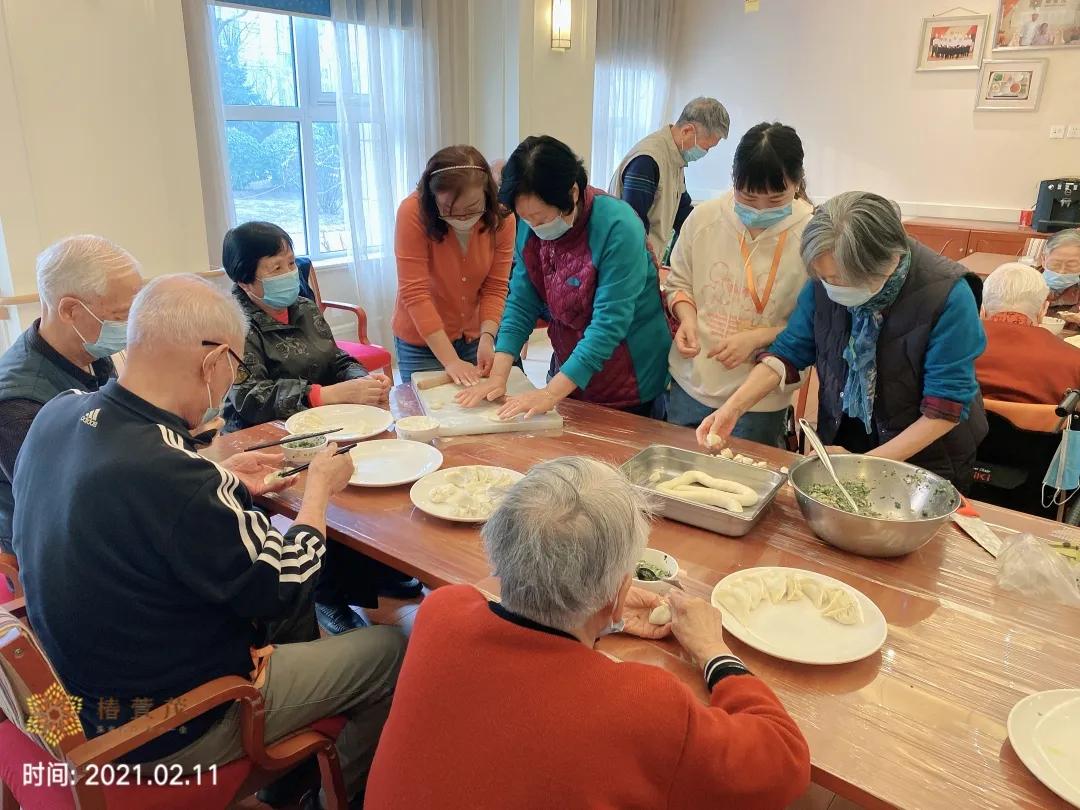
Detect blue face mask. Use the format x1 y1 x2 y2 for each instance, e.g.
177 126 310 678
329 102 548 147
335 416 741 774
1042 269 1080 295
198 353 234 428
259 269 301 309
1043 427 1080 506
734 200 793 230
680 128 707 163
821 280 877 308
75 302 127 359
530 214 572 241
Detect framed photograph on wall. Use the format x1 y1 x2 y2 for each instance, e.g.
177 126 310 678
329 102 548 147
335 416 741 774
916 13 989 70
974 58 1049 110
994 0 1080 50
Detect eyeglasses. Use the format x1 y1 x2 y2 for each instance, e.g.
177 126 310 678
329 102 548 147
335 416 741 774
1044 260 1080 274
201 341 252 383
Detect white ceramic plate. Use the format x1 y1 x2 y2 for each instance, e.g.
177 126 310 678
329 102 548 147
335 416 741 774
347 440 443 487
410 465 524 523
1008 689 1080 807
1065 334 1080 349
710 566 887 665
285 404 393 442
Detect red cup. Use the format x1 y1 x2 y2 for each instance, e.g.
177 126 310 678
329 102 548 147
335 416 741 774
1019 208 1034 227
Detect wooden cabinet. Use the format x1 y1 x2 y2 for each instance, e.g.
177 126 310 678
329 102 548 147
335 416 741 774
903 224 969 260
903 217 1044 260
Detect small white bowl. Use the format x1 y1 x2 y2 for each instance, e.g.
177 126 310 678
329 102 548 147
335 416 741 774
632 548 679 594
396 415 440 443
1041 316 1066 335
282 434 328 464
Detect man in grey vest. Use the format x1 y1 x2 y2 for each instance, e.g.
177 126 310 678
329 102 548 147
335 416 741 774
608 97 730 262
0 235 142 552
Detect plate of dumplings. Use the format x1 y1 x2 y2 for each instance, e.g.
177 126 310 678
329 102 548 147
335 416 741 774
710 567 887 665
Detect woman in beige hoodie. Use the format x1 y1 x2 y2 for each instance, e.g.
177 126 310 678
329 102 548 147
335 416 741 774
664 122 812 447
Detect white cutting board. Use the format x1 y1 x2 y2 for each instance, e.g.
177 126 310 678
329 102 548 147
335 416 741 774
412 367 564 437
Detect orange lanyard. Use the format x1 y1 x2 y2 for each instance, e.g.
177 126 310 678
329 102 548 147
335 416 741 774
739 230 788 314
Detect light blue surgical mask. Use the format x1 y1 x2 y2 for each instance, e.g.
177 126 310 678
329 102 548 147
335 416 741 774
1042 269 1080 295
821 280 877 308
1043 427 1080 506
74 302 127 360
734 200 793 230
198 353 234 428
680 128 707 163
259 269 301 309
530 214 572 241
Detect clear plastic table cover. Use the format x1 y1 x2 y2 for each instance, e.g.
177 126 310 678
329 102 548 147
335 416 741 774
217 387 1080 810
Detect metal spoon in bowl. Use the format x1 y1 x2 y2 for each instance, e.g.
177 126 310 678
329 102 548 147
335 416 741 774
798 418 860 514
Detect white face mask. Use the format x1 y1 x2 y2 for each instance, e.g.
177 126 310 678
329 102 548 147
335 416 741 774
821 280 877 308
442 213 482 233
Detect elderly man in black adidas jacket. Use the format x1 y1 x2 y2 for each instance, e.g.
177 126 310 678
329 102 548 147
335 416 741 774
12 274 404 804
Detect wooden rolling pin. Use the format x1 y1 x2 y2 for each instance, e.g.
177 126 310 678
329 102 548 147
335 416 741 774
414 372 452 390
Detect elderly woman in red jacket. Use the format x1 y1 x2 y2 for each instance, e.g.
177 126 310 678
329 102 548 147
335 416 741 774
364 457 810 809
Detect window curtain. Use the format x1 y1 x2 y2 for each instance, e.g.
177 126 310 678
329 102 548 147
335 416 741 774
181 0 235 268
330 0 463 352
590 0 679 189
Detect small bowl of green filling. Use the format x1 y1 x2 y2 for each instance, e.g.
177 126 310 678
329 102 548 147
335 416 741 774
632 548 679 594
788 454 960 558
282 434 329 464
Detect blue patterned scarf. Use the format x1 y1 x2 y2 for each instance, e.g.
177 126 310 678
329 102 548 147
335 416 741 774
841 253 911 433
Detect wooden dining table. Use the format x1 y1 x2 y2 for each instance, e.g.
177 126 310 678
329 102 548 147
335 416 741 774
213 388 1080 810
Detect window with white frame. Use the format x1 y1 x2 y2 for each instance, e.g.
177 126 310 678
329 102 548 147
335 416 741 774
212 5 381 261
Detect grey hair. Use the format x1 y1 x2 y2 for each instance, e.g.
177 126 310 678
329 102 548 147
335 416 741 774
982 262 1048 321
481 456 652 632
127 274 247 350
1045 228 1080 255
36 235 141 309
801 191 909 284
675 96 731 140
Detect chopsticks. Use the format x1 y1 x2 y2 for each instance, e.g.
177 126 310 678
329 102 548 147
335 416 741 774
277 441 356 478
244 427 342 452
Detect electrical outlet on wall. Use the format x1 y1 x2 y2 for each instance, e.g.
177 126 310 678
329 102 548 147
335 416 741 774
1068 125 1080 139
1050 125 1066 138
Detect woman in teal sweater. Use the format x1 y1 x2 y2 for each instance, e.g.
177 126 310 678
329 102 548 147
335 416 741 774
457 136 671 417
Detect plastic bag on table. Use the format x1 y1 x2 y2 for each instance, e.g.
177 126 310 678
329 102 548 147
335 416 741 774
996 533 1080 607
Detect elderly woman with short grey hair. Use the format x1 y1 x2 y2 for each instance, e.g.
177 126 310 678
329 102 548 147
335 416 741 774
976 262 1080 405
365 456 811 809
698 191 987 488
1041 228 1080 315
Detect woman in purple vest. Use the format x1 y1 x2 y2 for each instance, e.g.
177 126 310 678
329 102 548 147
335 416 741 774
696 192 987 488
457 136 672 417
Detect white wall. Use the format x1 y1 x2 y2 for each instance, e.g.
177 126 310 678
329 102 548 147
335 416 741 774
0 0 210 296
517 0 598 165
668 0 1080 221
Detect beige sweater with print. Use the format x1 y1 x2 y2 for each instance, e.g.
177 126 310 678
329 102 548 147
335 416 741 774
665 192 813 412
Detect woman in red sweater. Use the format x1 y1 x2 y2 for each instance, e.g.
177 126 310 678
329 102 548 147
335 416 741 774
393 145 514 384
365 457 810 809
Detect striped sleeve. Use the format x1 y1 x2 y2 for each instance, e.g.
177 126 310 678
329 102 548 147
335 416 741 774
618 155 660 233
160 430 325 619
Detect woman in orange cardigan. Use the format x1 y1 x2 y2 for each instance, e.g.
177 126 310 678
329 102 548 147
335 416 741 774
393 146 514 383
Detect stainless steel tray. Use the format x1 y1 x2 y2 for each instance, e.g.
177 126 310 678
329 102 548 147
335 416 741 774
620 445 787 536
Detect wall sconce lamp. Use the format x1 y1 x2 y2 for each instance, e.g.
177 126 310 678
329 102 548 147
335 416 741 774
551 0 572 51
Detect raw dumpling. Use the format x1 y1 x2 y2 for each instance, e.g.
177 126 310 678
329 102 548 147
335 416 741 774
740 575 767 609
763 571 788 604
783 575 804 602
797 576 825 608
649 603 672 625
713 583 752 624
820 587 864 626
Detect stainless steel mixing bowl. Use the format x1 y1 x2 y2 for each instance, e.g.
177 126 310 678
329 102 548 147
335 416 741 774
788 454 960 557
